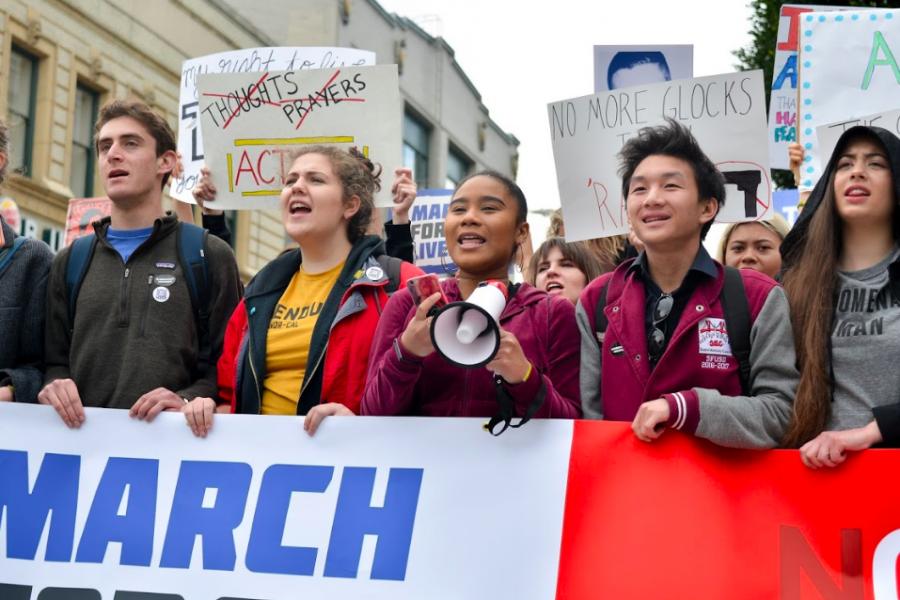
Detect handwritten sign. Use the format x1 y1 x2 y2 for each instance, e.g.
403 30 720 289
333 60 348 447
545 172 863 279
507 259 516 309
548 71 772 242
799 9 900 189
768 5 842 170
197 65 402 210
594 45 692 93
816 107 900 172
174 47 375 203
63 197 112 246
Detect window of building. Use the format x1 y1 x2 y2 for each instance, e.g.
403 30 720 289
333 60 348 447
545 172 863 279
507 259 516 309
71 84 100 197
8 46 40 177
446 146 472 189
403 111 430 188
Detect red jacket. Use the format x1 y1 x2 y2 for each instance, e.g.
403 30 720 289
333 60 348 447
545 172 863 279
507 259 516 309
577 258 798 449
361 279 582 419
218 236 422 415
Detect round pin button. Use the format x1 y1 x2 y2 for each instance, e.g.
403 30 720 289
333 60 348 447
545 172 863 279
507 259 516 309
154 274 176 287
153 287 170 303
366 266 384 280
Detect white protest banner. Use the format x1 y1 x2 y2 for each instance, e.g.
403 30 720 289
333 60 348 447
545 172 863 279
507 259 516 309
174 47 375 203
798 9 900 189
197 65 402 210
0 404 571 600
768 5 844 170
817 107 900 168
548 70 772 242
594 45 693 93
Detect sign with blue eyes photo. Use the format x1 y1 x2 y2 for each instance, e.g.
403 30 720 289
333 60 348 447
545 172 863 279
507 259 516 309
798 9 900 190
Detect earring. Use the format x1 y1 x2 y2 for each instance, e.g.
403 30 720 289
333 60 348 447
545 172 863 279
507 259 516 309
441 247 459 275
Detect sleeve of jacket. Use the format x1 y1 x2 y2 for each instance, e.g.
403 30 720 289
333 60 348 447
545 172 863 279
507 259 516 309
202 213 233 248
43 247 75 386
664 286 797 449
217 299 247 411
176 235 243 402
577 294 604 420
504 296 582 418
384 220 415 264
873 403 900 447
2 241 53 403
360 288 422 416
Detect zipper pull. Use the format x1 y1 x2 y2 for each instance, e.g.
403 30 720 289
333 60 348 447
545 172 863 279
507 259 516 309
148 275 154 284
124 268 130 278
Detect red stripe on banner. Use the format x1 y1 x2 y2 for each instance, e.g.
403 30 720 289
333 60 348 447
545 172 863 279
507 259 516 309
556 421 900 600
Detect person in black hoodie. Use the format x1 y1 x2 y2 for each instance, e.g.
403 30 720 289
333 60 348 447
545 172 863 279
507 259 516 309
780 126 900 466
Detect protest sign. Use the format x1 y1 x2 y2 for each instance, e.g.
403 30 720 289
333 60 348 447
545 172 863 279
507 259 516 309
799 9 900 189
0 197 20 231
593 45 693 93
388 189 454 274
548 70 772 242
64 197 112 246
3 406 900 599
174 47 375 203
816 107 900 170
197 65 402 210
768 5 844 170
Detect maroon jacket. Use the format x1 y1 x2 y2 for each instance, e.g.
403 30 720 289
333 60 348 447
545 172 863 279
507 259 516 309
361 279 582 419
577 259 798 449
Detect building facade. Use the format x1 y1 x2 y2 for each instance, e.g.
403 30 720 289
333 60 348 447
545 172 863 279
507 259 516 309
0 0 519 278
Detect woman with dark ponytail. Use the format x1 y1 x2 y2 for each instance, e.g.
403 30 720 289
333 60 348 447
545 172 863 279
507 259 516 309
781 126 900 466
186 146 422 436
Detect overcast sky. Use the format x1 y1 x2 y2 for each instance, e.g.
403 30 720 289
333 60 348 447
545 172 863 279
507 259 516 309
377 0 755 244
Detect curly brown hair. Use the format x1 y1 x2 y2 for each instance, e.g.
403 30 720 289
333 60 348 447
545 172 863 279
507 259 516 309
288 145 382 243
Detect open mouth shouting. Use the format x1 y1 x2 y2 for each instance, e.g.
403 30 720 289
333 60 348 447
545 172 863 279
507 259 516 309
288 199 312 217
457 233 486 249
107 169 129 180
545 280 565 295
844 184 871 202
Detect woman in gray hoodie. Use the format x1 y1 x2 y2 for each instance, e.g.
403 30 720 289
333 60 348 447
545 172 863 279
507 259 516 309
0 117 54 404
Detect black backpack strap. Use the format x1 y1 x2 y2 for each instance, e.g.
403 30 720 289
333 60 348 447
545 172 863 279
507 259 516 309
720 266 752 396
177 223 212 377
376 254 404 295
65 235 99 326
593 280 611 343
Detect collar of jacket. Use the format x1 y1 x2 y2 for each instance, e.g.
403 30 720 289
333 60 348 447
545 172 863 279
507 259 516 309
613 256 728 313
91 212 181 244
0 215 15 249
244 235 388 300
440 277 547 321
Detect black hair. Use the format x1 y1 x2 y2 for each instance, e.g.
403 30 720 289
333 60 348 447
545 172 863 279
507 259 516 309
455 169 528 224
607 51 671 89
618 117 726 240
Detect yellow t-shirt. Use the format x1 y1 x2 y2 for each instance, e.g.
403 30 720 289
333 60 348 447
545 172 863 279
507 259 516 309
261 261 344 415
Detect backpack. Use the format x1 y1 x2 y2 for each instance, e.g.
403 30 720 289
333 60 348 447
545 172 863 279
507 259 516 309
375 254 403 295
65 222 213 377
0 237 27 275
594 265 752 395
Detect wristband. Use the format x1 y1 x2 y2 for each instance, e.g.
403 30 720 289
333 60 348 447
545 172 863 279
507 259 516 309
393 338 424 365
521 362 533 384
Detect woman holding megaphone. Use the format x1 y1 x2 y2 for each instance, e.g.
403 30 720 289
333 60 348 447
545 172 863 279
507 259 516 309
361 171 581 432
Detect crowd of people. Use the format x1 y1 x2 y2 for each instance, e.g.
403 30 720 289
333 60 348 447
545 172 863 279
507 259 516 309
1 97 898 470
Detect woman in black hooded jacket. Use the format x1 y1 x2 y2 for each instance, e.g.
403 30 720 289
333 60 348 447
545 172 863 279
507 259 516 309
780 126 900 467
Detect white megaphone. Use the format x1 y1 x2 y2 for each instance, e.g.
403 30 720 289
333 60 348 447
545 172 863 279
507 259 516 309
430 280 508 368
